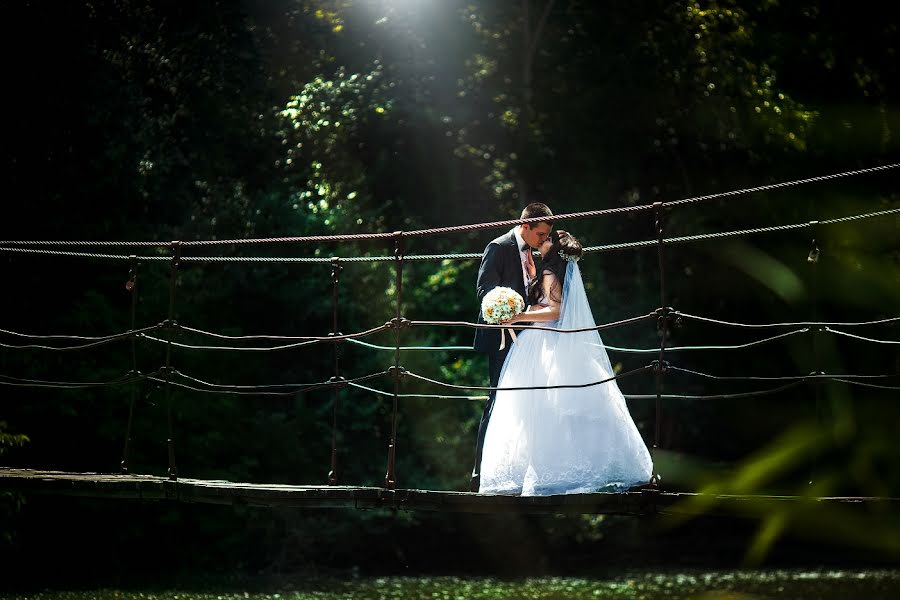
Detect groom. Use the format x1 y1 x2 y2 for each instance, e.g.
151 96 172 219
470 202 553 491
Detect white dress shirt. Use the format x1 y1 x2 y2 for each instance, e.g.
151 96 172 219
512 227 532 290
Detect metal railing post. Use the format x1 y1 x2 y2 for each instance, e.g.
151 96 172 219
328 258 343 485
807 220 823 484
384 232 404 489
163 241 181 480
652 201 669 486
121 256 140 473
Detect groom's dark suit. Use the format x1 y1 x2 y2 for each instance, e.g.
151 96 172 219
471 228 530 489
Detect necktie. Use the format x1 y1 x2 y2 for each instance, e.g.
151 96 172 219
523 246 536 280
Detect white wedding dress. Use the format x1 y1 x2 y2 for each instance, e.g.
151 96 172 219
478 261 653 496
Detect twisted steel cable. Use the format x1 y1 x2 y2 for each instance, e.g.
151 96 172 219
0 323 164 341
2 164 896 249
178 323 390 342
141 334 322 352
825 327 900 345
668 366 899 381
674 312 900 329
2 206 896 262
408 312 656 334
624 380 807 401
0 324 165 351
403 364 653 392
348 381 489 401
665 163 900 209
148 369 390 396
0 371 152 389
832 378 900 391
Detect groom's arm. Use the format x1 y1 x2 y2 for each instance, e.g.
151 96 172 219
476 242 503 302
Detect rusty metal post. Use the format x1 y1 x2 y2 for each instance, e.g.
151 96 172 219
328 258 343 485
163 241 181 480
807 221 822 485
121 256 140 473
384 232 404 489
652 201 668 486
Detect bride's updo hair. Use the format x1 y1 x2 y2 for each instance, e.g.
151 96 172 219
526 230 582 307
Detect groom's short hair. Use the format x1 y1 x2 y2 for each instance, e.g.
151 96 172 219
521 202 553 227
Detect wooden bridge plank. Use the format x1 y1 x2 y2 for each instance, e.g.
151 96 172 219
1 469 897 516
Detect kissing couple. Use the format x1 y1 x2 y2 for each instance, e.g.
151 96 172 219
470 203 653 496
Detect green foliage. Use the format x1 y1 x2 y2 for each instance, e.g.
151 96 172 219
0 422 28 543
3 0 899 576
0 422 29 457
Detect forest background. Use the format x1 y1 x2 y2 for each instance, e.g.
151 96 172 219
1 0 898 584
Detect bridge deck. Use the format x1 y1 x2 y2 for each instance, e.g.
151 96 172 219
1 468 895 516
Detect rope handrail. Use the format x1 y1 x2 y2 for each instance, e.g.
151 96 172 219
7 321 894 359
403 364 653 392
347 336 823 355
0 323 164 342
178 323 390 342
624 375 900 401
602 329 809 353
409 312 656 334
0 371 152 389
348 381 489 401
163 369 390 395
0 324 165 351
172 369 324 390
674 312 900 329
3 206 896 264
832 378 900 391
147 376 302 396
668 366 899 382
0 326 828 355
348 339 476 352
5 367 894 397
665 163 899 208
1 164 897 250
4 310 893 349
824 327 900 345
0 246 481 263
141 334 321 352
624 380 807 401
354 332 814 355
584 207 900 254
2 206 896 263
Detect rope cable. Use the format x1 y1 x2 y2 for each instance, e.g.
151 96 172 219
824 327 900 345
0 323 163 341
668 366 899 381
2 164 896 249
623 380 807 401
403 364 652 392
347 381 489 401
1 206 895 263
0 371 151 389
674 312 900 329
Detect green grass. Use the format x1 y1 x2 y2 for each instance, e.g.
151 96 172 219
3 570 900 599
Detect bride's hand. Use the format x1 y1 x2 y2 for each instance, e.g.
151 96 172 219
501 313 522 325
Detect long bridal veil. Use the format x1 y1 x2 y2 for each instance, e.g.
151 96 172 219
556 260 615 375
479 261 653 496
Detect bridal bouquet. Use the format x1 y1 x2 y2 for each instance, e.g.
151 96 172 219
481 286 525 350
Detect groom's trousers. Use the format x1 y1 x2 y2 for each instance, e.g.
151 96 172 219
471 346 509 490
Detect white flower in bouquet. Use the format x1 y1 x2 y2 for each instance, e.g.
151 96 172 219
481 287 525 349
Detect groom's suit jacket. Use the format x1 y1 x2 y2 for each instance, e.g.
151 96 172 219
473 229 529 354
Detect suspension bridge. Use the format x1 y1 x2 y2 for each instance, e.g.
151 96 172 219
2 164 899 515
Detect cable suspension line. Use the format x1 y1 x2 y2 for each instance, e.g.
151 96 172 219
1 164 896 250
2 206 896 263
674 312 900 329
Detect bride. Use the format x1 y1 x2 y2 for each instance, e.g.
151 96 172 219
478 230 653 496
